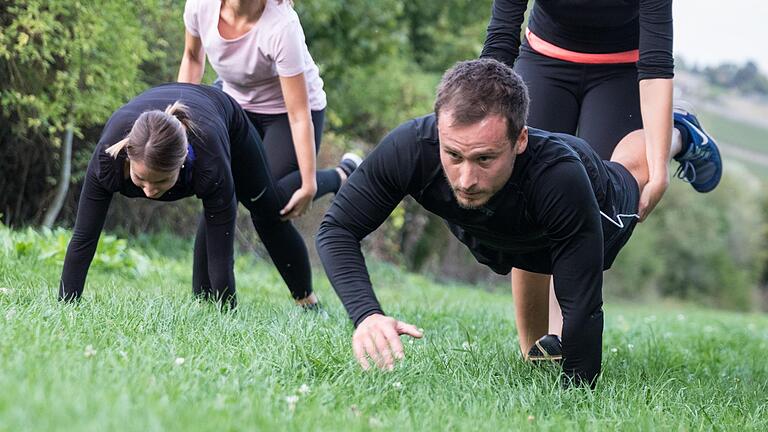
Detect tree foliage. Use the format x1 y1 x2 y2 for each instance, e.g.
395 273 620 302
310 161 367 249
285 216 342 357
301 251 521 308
0 0 175 224
0 0 765 309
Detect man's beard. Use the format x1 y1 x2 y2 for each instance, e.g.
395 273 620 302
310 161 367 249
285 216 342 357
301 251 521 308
442 171 490 209
450 186 490 210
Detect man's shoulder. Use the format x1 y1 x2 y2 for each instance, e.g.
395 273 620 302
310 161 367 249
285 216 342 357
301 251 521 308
376 114 440 163
387 113 438 145
526 128 583 161
518 128 593 194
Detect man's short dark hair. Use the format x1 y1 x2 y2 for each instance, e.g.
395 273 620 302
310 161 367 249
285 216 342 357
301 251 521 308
434 58 529 143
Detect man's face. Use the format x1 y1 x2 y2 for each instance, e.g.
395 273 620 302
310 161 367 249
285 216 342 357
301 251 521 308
438 112 527 209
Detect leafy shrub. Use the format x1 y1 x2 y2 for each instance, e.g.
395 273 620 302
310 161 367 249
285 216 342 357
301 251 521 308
0 224 150 276
607 163 768 310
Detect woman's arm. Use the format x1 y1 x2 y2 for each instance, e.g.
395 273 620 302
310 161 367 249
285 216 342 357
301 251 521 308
177 30 206 84
202 197 237 307
480 0 530 68
637 78 672 220
278 72 317 219
59 160 113 300
636 0 674 220
197 164 239 307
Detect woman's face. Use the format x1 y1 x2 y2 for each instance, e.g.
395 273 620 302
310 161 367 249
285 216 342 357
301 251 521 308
129 160 179 199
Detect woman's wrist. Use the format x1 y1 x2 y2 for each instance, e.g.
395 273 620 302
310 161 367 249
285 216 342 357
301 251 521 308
301 178 318 194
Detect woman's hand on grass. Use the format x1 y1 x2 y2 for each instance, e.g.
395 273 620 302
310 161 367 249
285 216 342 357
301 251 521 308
352 313 423 370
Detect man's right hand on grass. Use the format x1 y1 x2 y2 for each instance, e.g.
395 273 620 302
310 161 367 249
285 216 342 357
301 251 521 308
353 313 423 370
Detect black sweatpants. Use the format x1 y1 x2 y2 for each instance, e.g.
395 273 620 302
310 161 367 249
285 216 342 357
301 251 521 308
193 118 313 302
246 109 341 203
514 43 643 159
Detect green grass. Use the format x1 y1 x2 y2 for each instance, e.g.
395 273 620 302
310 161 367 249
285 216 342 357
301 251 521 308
694 109 768 180
1 228 768 431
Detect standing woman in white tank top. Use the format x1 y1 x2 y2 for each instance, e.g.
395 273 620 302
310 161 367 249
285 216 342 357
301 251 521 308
178 0 360 307
178 0 360 216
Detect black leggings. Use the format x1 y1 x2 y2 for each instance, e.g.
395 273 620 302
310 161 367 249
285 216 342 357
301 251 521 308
192 118 313 302
514 43 643 159
246 109 341 203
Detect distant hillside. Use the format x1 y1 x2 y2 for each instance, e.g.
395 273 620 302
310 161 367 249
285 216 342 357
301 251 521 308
675 70 768 179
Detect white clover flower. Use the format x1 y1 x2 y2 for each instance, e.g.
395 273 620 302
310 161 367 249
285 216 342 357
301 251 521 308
285 395 299 412
5 307 17 320
461 341 472 350
527 415 535 422
0 287 12 295
392 382 402 389
627 344 635 350
84 345 97 357
298 384 310 395
175 357 185 366
610 348 618 353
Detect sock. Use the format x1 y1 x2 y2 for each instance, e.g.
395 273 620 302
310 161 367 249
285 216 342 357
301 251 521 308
338 158 358 177
674 124 692 158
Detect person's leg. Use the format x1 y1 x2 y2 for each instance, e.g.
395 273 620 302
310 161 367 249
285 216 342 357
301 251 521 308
247 110 343 199
511 268 552 356
577 63 643 159
192 214 212 299
230 119 316 304
610 129 685 193
514 44 581 134
548 280 563 335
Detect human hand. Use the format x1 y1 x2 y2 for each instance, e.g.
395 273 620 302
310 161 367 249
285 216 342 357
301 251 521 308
638 177 669 222
352 313 423 370
280 183 317 220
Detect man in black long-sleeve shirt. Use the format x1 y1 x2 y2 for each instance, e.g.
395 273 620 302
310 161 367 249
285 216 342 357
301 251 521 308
316 59 722 387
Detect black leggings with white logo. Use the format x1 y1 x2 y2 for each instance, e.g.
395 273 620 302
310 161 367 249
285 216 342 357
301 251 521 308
193 118 315 302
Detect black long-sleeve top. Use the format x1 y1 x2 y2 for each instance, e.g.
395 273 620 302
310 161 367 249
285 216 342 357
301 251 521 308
317 114 619 386
480 0 674 80
59 83 250 300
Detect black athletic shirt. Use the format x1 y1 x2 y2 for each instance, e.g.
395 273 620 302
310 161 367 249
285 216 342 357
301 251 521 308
317 114 618 385
60 83 251 300
480 0 674 80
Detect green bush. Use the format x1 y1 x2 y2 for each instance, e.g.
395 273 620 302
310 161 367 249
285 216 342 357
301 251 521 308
0 0 178 225
0 224 150 276
608 162 768 310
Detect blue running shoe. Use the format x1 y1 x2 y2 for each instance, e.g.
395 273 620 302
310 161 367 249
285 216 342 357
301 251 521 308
672 101 723 193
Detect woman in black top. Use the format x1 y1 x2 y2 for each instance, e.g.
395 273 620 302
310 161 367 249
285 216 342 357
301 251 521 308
481 0 679 357
482 0 675 218
59 83 316 308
